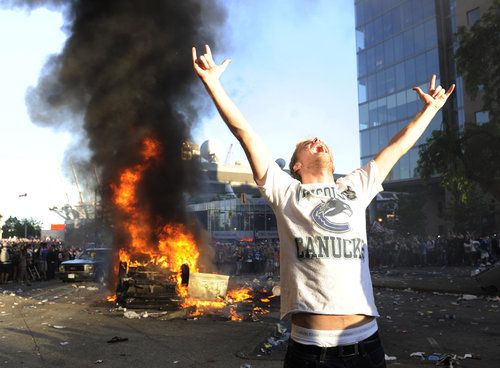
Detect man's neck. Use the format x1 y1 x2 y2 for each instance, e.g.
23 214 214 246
300 170 335 184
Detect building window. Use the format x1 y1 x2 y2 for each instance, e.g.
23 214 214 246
387 94 397 122
369 101 378 127
359 103 369 130
378 125 388 150
398 151 409 179
360 130 369 156
393 34 404 62
355 1 365 27
467 8 480 26
424 18 438 47
369 128 379 155
377 97 388 125
356 29 365 51
358 78 367 104
425 48 439 77
357 51 367 76
475 111 489 124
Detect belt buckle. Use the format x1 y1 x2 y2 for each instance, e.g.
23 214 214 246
338 343 359 358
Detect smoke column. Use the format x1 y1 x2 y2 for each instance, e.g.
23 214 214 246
4 1 225 250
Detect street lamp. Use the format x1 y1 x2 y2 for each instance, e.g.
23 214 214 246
18 193 28 238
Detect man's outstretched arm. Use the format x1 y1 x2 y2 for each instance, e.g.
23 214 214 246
374 75 455 181
192 45 270 185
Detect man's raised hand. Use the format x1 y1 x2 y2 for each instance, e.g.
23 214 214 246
413 75 455 111
192 45 231 84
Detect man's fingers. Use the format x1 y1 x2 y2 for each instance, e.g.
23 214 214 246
199 55 210 69
436 89 446 99
413 86 425 99
205 44 212 57
204 45 216 67
192 47 197 64
192 47 204 73
432 85 443 98
429 74 436 91
445 84 456 97
220 58 231 72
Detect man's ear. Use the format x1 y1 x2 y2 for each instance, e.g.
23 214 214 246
293 162 302 173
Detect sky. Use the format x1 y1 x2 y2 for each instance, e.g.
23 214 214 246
0 0 359 229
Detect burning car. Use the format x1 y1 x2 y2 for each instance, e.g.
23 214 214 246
58 248 112 283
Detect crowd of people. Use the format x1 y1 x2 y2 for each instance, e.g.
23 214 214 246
212 239 280 276
0 238 84 285
1 232 498 285
210 233 500 275
368 232 500 268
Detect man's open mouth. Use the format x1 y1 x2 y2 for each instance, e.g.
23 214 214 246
311 143 328 154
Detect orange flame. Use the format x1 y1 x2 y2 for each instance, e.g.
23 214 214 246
229 307 244 321
112 138 198 293
252 306 270 315
226 288 252 303
110 137 266 319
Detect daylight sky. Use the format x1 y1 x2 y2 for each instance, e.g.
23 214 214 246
0 0 359 228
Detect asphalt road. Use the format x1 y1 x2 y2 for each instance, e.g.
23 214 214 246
0 267 499 368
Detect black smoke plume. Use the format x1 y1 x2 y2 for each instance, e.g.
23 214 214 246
4 1 225 252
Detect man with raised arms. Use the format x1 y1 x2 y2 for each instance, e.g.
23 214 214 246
192 45 454 368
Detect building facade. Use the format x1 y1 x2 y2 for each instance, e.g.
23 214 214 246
355 0 450 181
354 0 495 234
187 160 279 241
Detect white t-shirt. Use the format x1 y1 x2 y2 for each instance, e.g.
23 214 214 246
259 160 383 319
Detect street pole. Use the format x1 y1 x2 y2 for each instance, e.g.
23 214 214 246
18 193 28 239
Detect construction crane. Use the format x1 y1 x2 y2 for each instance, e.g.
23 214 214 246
49 163 101 227
224 143 233 165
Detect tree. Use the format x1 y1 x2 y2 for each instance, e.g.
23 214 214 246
394 192 426 236
455 3 500 121
418 4 500 205
1 216 42 239
445 189 495 235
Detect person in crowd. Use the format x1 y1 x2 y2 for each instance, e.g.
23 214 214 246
46 245 59 280
18 246 30 285
235 247 243 276
10 244 20 282
0 242 12 284
38 244 48 280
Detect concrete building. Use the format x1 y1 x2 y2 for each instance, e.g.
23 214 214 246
186 144 344 241
354 0 495 235
187 159 279 241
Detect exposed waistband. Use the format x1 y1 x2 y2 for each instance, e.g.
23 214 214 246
291 318 378 347
288 330 382 358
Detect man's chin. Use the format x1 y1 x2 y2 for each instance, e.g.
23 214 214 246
311 155 333 170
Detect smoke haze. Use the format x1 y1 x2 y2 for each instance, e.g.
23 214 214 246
3 0 225 256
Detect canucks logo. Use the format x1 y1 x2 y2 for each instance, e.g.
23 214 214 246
311 198 353 233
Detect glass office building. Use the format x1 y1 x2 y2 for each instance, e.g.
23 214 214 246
355 0 458 182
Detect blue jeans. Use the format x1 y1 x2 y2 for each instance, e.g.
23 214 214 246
284 332 386 368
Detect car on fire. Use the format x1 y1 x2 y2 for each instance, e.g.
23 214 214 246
58 248 112 283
